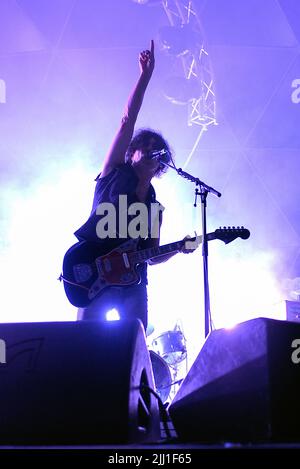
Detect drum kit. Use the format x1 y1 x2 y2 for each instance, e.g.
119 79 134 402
147 325 187 404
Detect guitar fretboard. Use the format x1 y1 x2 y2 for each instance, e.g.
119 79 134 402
125 228 248 264
130 236 201 263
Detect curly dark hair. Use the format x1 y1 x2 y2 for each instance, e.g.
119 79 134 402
125 128 173 177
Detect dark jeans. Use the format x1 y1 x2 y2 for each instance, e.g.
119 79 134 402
77 283 148 330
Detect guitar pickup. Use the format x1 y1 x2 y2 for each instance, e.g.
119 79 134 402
96 258 104 275
122 253 130 269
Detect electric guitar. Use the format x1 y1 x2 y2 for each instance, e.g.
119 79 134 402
61 227 250 307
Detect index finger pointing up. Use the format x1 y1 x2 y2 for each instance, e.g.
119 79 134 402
150 39 154 55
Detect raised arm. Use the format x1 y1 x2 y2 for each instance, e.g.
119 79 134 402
100 40 155 178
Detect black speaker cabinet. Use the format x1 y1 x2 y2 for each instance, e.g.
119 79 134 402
0 319 160 444
169 317 300 443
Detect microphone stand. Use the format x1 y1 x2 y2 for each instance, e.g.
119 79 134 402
159 158 221 338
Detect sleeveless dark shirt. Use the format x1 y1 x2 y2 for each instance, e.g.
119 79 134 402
74 163 162 284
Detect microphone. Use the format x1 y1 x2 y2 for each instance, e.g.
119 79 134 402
148 149 169 160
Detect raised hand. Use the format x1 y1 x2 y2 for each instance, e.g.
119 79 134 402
139 39 155 77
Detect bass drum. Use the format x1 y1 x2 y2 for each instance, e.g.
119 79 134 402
149 351 172 404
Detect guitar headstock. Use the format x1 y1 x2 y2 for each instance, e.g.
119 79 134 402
214 226 250 244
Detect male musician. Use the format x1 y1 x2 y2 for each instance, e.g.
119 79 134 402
74 41 193 328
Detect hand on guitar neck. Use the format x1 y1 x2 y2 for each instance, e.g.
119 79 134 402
148 233 200 265
180 233 201 254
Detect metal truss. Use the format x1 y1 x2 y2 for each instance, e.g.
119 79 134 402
161 0 217 164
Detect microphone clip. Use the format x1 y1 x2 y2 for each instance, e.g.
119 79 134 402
149 149 169 160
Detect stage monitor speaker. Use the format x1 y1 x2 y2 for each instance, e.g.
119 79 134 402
0 319 160 445
169 317 300 443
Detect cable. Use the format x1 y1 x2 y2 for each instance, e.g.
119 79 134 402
140 384 173 441
58 273 90 291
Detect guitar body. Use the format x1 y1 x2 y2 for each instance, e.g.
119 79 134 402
62 239 141 308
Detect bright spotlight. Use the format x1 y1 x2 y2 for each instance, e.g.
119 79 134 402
106 309 120 321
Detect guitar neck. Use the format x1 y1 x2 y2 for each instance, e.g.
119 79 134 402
131 235 205 263
127 227 249 264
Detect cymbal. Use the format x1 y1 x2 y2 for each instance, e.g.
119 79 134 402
146 323 154 336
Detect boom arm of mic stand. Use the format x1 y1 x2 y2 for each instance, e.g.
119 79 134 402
158 161 222 198
177 168 222 198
